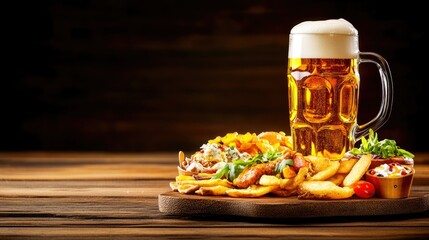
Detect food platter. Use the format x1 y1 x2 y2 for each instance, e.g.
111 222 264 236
162 131 425 218
158 190 429 218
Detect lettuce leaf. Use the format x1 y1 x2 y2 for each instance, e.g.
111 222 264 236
349 129 414 158
213 150 283 181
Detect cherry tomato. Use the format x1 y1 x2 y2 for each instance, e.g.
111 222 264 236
353 180 375 199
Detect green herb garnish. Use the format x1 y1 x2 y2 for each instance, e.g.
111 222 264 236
350 129 414 158
213 150 283 182
274 159 294 175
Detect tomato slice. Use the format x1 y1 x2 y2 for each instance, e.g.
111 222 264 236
353 180 375 199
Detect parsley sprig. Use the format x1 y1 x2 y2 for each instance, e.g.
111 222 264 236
350 129 414 158
213 150 286 182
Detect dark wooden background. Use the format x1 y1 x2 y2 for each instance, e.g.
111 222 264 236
2 0 426 152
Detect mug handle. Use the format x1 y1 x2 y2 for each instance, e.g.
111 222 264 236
354 52 394 142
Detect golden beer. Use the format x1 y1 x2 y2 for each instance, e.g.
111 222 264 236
287 19 393 159
288 58 359 159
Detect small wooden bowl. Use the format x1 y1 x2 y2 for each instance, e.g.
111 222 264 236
365 166 414 199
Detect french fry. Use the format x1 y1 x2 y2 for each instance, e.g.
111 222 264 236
326 173 346 186
226 185 279 198
175 175 195 181
342 154 373 187
306 156 331 172
283 167 308 190
298 181 354 200
177 184 200 194
195 185 231 196
259 175 281 186
337 158 358 174
176 177 234 188
308 160 340 181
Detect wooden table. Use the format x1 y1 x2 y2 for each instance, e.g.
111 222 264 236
1 151 428 239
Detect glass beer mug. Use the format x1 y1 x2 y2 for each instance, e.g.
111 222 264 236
287 18 393 159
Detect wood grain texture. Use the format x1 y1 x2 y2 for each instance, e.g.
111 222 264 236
0 152 428 239
1 227 429 240
0 163 176 180
159 190 429 218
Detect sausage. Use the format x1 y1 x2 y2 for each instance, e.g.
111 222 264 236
233 160 279 189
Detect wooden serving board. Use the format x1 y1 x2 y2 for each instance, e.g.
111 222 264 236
158 191 429 218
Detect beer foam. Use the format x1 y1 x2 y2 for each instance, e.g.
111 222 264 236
288 19 359 58
290 18 358 35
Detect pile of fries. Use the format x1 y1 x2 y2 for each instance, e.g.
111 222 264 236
170 132 373 199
